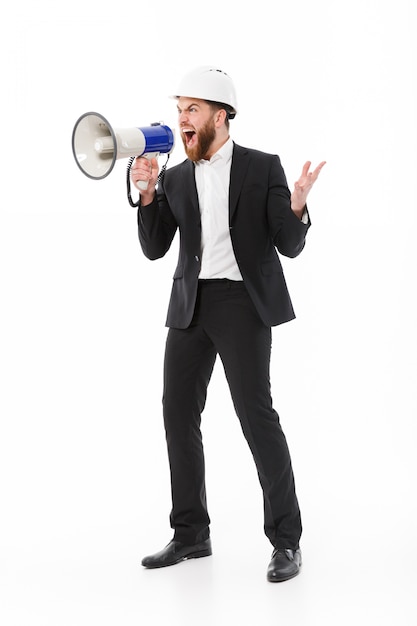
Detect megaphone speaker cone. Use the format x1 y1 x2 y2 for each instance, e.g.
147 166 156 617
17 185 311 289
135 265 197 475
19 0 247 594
72 112 117 180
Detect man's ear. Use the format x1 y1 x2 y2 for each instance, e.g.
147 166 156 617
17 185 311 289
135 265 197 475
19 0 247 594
214 108 227 127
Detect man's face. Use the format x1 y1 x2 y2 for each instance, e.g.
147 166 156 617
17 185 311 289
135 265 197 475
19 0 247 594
177 97 216 161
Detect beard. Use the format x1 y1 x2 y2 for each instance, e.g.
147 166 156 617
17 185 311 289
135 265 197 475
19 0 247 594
181 117 216 162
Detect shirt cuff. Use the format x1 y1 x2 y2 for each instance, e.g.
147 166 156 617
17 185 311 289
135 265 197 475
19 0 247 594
301 208 309 224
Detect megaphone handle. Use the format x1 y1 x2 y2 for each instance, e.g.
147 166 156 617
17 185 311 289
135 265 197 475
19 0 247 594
137 152 159 191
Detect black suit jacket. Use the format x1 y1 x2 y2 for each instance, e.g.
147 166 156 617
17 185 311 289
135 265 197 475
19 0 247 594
138 142 311 329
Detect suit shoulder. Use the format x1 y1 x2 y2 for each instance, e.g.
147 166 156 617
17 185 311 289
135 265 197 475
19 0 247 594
233 143 280 163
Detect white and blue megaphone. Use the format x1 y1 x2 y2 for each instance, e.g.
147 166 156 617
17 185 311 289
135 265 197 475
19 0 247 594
72 111 175 189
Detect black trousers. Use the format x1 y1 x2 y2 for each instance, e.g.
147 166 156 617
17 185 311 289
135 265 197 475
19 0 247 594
162 279 302 550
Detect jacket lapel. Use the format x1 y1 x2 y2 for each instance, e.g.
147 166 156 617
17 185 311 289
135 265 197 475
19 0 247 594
229 143 250 222
179 144 249 223
182 159 199 216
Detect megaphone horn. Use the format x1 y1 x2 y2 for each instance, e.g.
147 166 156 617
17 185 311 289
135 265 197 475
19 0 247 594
71 112 175 188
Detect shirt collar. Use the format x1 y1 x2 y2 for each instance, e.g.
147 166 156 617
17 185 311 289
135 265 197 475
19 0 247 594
197 137 233 165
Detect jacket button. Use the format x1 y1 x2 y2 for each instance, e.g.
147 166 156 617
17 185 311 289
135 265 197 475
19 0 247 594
195 255 200 262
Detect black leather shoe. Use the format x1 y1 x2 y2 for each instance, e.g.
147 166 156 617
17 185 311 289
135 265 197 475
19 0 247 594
141 538 212 569
267 548 302 582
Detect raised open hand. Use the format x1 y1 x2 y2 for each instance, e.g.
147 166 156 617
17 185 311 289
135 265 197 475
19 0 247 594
291 161 326 217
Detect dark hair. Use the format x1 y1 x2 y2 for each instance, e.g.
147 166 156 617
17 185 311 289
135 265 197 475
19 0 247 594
207 100 234 129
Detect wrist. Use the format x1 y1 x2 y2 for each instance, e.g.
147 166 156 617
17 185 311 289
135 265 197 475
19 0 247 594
140 190 156 207
291 203 305 219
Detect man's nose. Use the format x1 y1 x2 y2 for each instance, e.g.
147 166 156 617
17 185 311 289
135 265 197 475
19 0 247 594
178 111 188 125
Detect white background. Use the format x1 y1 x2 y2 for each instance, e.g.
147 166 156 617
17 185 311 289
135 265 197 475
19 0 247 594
1 1 416 624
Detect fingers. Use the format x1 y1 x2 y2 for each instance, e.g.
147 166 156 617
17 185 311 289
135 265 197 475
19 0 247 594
149 156 159 171
132 156 152 177
301 161 312 178
312 161 326 179
299 160 326 185
293 160 326 200
131 156 157 189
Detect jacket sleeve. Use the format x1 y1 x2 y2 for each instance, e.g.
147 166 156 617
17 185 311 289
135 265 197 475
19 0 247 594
137 187 178 260
267 155 311 258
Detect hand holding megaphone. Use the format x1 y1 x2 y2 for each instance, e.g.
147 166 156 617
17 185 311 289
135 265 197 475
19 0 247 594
130 155 160 194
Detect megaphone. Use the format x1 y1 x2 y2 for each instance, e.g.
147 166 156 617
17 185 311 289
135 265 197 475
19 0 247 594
71 111 175 189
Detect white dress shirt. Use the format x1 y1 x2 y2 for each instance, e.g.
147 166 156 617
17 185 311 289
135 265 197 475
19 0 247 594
194 138 308 279
195 137 243 280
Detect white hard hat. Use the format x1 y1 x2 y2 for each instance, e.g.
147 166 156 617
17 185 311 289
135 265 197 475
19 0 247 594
172 66 238 118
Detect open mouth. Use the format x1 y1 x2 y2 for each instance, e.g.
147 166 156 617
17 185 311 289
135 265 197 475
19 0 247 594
182 128 196 147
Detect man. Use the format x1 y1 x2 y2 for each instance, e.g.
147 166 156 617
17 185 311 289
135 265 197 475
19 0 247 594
132 66 325 582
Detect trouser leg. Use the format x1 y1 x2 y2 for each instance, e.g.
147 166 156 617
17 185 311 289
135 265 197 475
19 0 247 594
202 281 302 550
162 324 217 545
223 340 302 550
